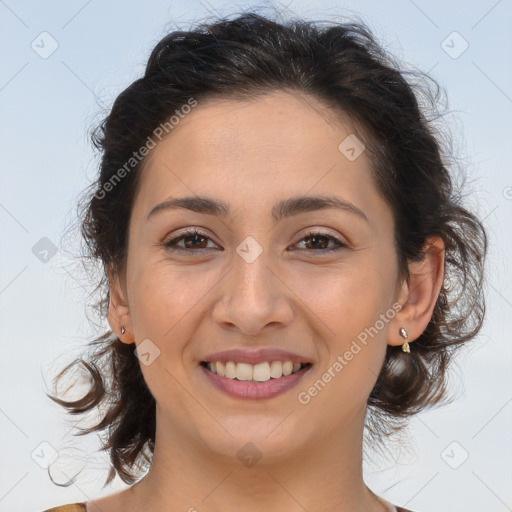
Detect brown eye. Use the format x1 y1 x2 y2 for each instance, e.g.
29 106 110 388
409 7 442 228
164 229 218 253
181 233 208 249
163 229 347 256
303 233 330 250
295 231 347 253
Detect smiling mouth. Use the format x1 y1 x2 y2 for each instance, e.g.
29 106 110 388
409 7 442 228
200 360 312 382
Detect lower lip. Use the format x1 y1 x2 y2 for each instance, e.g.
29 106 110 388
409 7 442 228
200 364 312 400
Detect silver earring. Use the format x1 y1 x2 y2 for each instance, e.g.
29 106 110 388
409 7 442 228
399 327 410 353
121 326 125 335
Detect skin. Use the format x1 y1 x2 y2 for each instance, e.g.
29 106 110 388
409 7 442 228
89 90 445 512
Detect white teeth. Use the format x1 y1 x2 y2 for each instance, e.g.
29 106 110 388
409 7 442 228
270 361 283 378
215 361 226 377
253 362 271 382
206 360 306 381
236 363 253 381
225 361 237 379
282 361 293 376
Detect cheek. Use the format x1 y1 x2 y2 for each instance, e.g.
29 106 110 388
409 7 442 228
293 264 396 430
129 265 210 341
126 266 212 404
293 259 397 342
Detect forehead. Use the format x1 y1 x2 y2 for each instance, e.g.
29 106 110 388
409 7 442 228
131 90 386 224
144 90 358 165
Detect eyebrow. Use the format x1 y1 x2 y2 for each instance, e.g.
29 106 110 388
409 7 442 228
146 194 369 223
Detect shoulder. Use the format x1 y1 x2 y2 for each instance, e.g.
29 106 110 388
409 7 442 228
41 504 87 512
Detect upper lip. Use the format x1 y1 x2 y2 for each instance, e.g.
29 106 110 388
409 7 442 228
201 348 314 365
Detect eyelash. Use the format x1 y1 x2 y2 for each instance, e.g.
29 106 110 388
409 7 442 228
163 228 347 255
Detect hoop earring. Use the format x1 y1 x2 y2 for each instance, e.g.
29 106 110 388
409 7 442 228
121 326 125 335
399 327 410 353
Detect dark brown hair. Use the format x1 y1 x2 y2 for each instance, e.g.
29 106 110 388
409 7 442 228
47 9 487 487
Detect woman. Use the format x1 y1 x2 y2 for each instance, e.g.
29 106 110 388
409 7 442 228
43 9 486 512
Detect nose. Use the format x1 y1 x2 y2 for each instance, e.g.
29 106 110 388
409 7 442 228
211 249 294 336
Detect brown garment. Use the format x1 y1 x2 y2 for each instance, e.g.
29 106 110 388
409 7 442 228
42 504 86 512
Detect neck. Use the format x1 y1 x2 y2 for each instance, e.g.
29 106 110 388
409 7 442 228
122 403 386 512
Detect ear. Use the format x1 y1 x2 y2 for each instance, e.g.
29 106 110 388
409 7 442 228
107 265 135 345
388 236 445 347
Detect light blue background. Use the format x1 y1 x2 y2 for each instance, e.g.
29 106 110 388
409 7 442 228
1 1 511 511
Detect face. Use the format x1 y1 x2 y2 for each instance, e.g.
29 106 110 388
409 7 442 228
115 90 404 463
